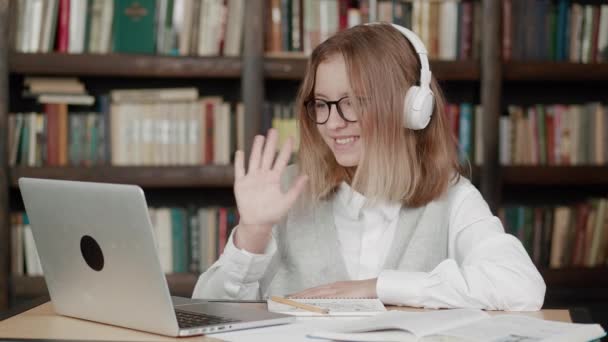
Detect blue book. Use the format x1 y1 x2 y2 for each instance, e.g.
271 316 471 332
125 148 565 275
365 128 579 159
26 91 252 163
458 103 473 164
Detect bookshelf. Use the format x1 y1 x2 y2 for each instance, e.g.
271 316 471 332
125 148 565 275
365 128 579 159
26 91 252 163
1 0 608 319
9 166 235 188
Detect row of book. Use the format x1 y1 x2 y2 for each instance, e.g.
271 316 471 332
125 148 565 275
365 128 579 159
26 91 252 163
445 103 483 166
267 0 482 61
8 88 250 167
500 198 608 269
499 103 608 166
13 0 245 56
10 206 239 276
503 1 608 63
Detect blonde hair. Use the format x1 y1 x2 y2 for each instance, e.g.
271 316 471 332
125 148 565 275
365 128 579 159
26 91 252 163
296 24 461 207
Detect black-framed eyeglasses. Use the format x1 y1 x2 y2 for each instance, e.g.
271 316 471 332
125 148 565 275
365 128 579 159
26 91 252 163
305 96 358 124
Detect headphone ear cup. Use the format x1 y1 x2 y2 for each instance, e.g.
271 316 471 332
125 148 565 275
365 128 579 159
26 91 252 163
403 86 420 129
403 86 434 130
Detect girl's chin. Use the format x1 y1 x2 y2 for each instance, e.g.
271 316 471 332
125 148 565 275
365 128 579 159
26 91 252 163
333 153 360 167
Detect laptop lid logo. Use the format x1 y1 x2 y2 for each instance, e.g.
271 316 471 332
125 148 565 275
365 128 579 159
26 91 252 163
80 235 104 271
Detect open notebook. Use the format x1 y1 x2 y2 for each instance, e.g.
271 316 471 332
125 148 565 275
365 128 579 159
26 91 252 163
308 309 606 342
267 298 386 316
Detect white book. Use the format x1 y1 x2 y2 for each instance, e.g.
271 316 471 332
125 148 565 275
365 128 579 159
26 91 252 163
499 116 511 166
38 94 95 106
598 5 608 62
177 0 194 56
581 5 594 64
309 309 605 342
224 0 244 56
23 225 43 276
68 0 87 53
15 0 26 52
27 113 37 167
236 102 245 152
156 208 173 274
439 0 458 61
98 0 114 53
40 0 58 52
29 0 44 53
188 102 201 165
88 0 103 52
156 0 169 54
110 88 199 103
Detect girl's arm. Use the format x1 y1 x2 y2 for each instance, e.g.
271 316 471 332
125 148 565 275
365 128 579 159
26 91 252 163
377 186 546 311
191 225 278 300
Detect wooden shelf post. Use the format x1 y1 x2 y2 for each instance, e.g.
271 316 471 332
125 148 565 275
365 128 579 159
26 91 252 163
480 0 502 213
242 0 265 158
0 0 10 311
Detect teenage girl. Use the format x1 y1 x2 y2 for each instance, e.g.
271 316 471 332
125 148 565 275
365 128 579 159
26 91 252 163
193 23 545 311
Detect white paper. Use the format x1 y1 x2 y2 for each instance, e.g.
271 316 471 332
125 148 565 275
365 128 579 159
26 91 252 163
441 315 606 342
313 309 489 337
212 317 360 342
267 298 387 316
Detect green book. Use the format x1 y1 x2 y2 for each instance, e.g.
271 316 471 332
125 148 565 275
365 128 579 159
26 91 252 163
112 0 157 54
171 208 187 273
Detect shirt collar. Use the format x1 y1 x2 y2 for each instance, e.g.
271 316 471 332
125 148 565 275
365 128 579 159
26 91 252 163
335 182 402 221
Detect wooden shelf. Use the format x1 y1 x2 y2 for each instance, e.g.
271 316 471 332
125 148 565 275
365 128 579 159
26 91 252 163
10 166 234 188
264 55 480 80
9 53 242 78
13 273 198 298
541 268 608 289
504 62 608 81
502 166 608 185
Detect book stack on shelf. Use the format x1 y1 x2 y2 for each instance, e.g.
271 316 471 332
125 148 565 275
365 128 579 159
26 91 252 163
500 198 608 270
13 0 246 56
266 0 482 60
499 103 607 166
8 86 245 167
502 0 608 63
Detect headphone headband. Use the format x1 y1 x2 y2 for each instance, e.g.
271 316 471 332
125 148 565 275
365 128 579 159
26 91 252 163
388 23 431 88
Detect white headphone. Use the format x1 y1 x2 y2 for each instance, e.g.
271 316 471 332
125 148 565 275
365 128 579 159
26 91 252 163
367 23 435 130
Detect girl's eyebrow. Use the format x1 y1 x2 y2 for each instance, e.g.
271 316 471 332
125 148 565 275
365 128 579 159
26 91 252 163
313 92 350 99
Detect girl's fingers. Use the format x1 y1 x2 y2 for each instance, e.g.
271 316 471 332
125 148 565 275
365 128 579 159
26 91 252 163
272 137 294 173
261 129 278 171
248 135 265 174
234 150 245 180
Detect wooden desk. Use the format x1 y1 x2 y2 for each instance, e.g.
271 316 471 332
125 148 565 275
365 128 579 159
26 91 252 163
0 299 573 342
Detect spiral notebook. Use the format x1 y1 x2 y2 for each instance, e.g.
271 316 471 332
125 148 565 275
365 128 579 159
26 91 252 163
267 298 387 316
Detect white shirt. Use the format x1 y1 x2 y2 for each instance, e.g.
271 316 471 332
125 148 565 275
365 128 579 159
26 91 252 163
195 180 545 311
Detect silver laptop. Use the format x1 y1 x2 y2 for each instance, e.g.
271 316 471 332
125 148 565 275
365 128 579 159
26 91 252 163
18 177 294 337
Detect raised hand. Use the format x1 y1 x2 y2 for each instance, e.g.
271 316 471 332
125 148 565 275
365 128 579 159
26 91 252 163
233 129 308 253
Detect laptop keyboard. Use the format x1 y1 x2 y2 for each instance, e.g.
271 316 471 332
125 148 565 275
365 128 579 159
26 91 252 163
175 310 241 329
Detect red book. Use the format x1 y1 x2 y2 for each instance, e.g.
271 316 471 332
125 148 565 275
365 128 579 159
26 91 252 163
205 102 214 164
459 1 473 60
45 104 58 166
546 107 555 165
338 0 349 31
218 208 228 255
56 0 70 52
571 204 590 266
447 104 460 144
